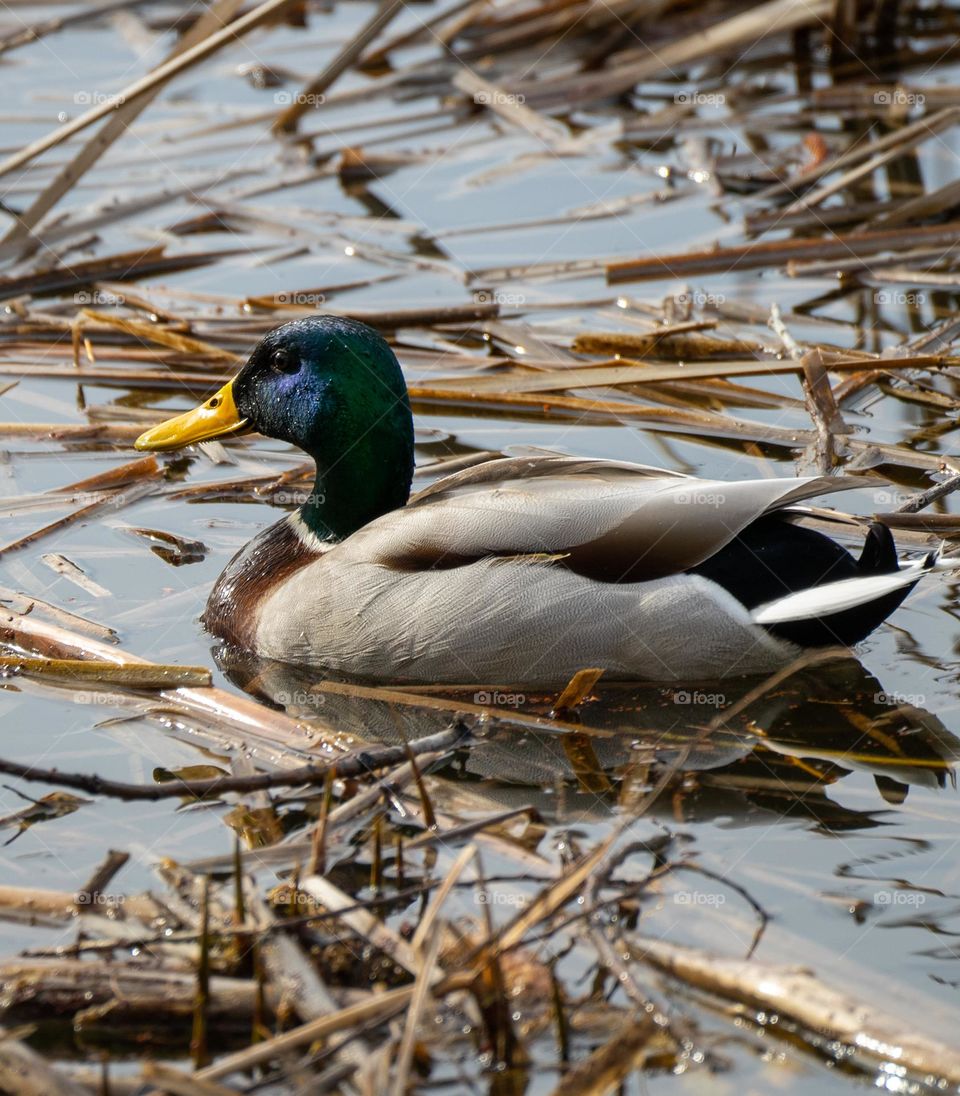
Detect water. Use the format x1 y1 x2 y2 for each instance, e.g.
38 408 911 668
1 2 960 1090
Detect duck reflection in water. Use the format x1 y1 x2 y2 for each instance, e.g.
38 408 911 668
216 645 959 833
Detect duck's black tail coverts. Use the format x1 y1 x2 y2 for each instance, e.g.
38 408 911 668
692 517 915 649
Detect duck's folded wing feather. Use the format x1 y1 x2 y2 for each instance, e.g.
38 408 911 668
352 457 869 582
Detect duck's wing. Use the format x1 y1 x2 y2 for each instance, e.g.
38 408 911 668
353 457 868 582
406 456 690 502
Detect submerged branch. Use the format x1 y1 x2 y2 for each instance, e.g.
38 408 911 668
0 724 471 801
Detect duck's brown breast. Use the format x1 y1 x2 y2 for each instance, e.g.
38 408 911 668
202 515 325 649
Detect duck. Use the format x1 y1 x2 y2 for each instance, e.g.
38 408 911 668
135 315 951 686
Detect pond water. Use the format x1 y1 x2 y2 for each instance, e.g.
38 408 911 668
1 1 960 1092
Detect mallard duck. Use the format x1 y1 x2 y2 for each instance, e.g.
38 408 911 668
135 316 949 685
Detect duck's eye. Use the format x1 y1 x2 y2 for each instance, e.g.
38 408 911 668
271 347 299 375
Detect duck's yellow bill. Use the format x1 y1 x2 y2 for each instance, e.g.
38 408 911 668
135 380 248 452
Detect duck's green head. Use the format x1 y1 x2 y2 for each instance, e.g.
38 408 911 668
136 316 415 540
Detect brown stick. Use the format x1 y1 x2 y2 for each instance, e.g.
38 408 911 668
606 220 960 283
0 482 157 557
0 0 303 181
0 724 470 801
75 849 129 909
895 473 960 514
0 1027 92 1096
0 0 247 258
273 0 407 132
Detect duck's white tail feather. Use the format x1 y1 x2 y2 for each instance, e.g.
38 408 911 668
751 549 959 626
926 549 960 574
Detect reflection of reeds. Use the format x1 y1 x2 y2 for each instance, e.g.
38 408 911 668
2 599 958 1087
